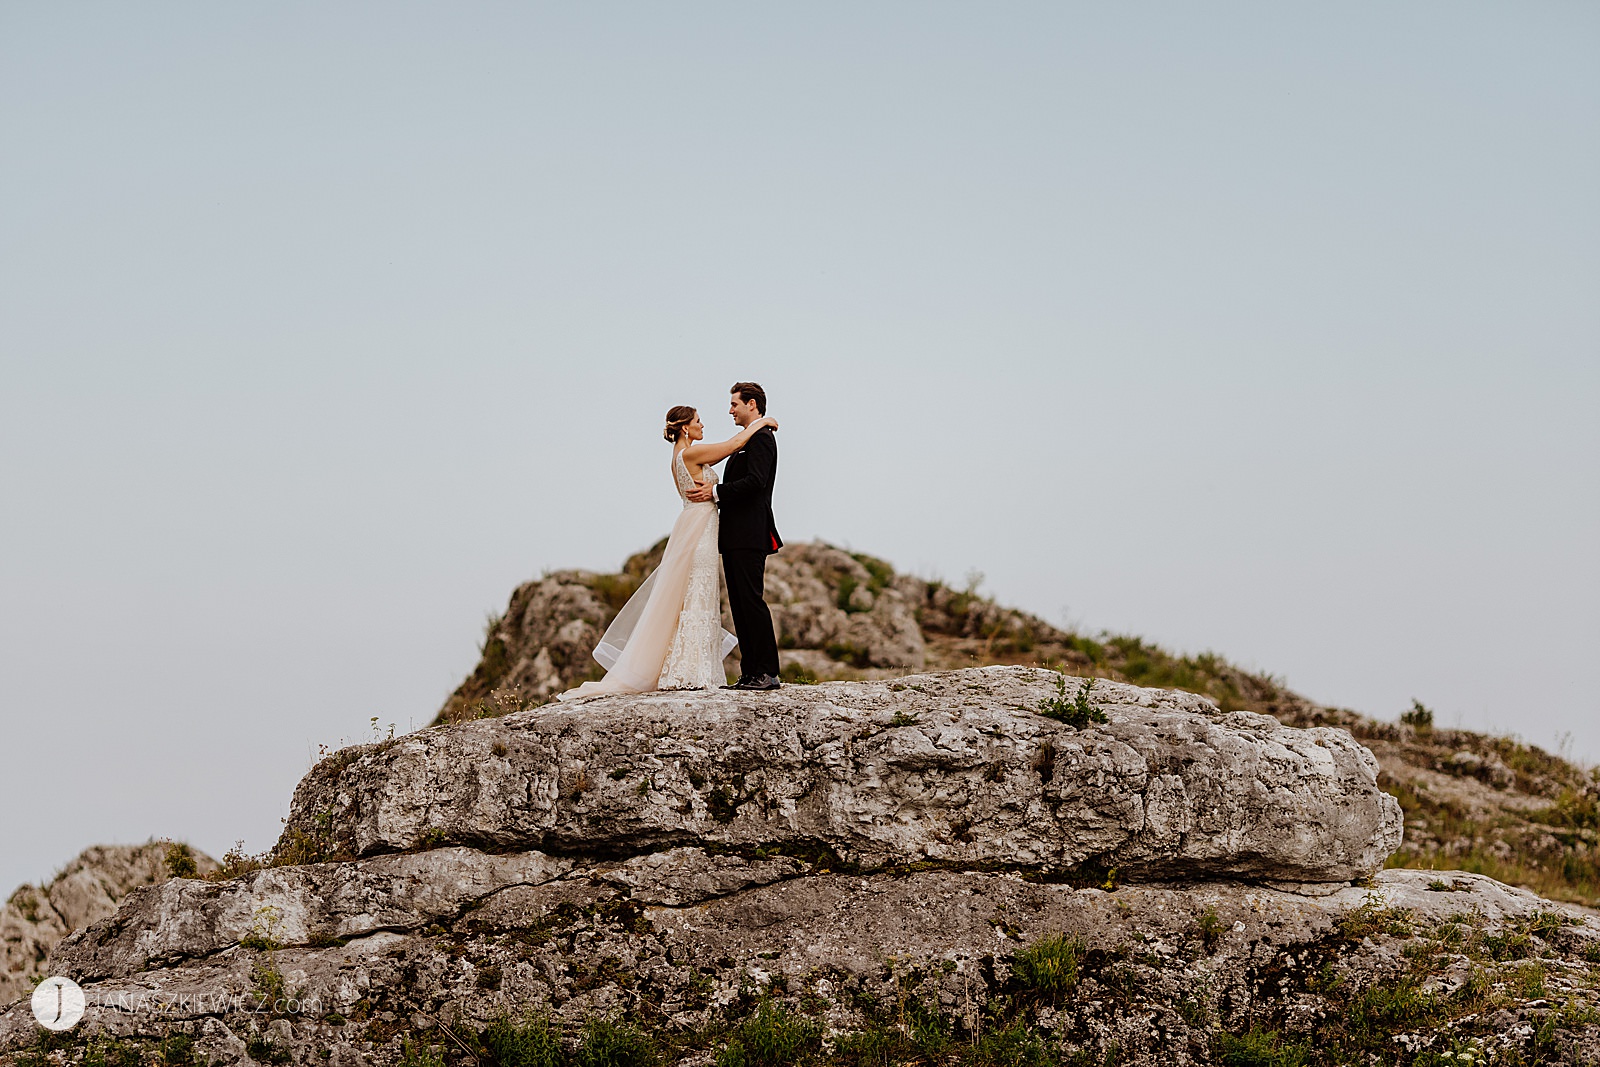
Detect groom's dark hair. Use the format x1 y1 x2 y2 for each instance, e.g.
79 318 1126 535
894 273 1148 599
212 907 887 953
731 381 767 415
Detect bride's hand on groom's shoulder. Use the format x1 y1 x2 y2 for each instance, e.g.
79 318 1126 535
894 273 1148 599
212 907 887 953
759 416 778 432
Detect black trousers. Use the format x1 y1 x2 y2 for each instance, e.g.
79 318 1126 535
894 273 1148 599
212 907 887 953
723 549 779 679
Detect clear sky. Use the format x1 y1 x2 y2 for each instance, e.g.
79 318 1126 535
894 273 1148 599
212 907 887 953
2 3 1596 894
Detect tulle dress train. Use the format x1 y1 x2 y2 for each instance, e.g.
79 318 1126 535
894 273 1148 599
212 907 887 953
558 452 736 699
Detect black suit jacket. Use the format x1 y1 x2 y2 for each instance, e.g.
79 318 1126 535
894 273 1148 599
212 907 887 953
717 426 782 554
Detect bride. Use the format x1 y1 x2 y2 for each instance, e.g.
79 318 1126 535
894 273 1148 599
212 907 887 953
558 405 778 699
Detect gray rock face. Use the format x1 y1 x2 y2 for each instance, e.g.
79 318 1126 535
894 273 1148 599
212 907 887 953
764 543 927 671
465 571 616 707
50 848 571 984
3 671 1595 1065
9 857 1594 1066
47 845 816 986
1 842 215 1007
285 667 1402 885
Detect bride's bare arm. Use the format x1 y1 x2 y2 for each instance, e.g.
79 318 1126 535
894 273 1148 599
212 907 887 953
682 416 778 467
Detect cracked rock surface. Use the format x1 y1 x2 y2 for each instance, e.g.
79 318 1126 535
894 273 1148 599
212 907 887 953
6 669 1594 1066
47 849 572 983
0 842 217 1007
3 860 1595 1065
280 667 1402 884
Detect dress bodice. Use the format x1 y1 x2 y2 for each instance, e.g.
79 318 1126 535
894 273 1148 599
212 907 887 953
674 450 716 505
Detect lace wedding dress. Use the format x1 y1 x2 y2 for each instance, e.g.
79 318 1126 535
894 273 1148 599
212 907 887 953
657 453 734 688
558 450 737 699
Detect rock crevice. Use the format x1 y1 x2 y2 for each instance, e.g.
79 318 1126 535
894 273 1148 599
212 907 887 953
281 667 1402 885
14 669 1595 1067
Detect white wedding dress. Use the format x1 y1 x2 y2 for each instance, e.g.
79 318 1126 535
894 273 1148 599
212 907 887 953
558 450 737 699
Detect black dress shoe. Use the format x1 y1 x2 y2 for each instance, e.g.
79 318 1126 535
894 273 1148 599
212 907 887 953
734 674 781 691
720 676 751 690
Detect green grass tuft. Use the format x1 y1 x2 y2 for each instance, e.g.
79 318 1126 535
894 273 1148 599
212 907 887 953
571 1017 659 1067
1011 932 1086 1004
780 663 818 685
1036 672 1107 729
162 841 198 879
482 1011 562 1067
1195 907 1226 952
715 1000 824 1067
1210 1028 1309 1067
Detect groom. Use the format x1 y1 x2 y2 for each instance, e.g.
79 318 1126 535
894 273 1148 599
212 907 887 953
686 381 782 690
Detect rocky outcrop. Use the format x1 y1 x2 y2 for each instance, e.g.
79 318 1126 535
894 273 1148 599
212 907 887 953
1 842 216 1008
48 849 573 985
3 671 1594 1065
435 540 1330 730
764 544 926 674
289 668 1402 885
435 540 1600 916
434 542 938 722
6 857 1596 1065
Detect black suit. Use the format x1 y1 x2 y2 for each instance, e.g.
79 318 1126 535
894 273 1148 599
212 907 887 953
717 426 782 679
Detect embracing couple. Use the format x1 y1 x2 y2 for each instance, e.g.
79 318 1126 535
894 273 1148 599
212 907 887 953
559 382 783 700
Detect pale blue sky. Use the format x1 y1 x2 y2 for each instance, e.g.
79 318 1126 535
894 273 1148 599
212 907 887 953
2 3 1596 893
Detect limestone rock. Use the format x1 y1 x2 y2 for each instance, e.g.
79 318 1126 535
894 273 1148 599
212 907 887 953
3 667 1595 1065
286 667 1402 885
47 844 814 987
646 867 1598 994
591 847 808 907
437 541 1600 931
0 842 215 1007
440 570 615 717
50 848 570 983
12 534 1600 1064
7 861 1594 1066
765 543 927 671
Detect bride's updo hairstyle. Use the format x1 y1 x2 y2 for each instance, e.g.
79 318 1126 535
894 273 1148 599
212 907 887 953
664 405 696 443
